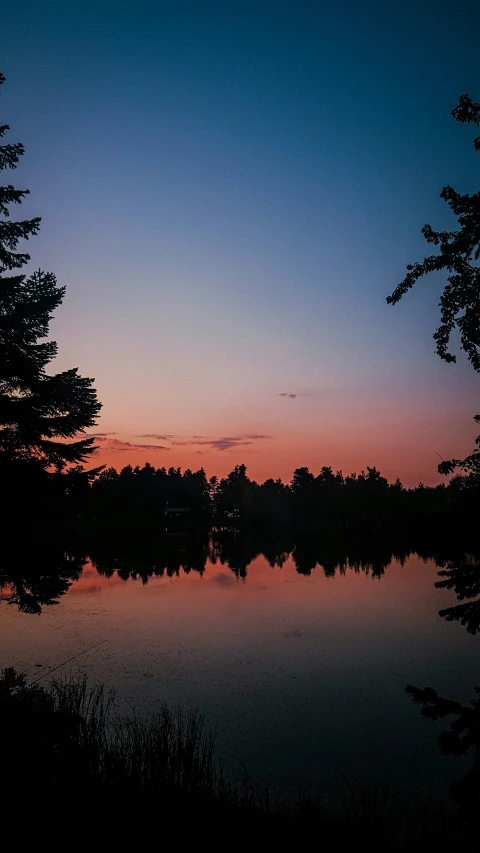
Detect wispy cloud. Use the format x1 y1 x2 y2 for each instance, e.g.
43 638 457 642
278 388 348 400
91 437 169 454
172 434 271 452
89 433 271 455
136 433 174 441
87 431 117 436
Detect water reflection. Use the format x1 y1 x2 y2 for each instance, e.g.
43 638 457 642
1 529 479 799
91 532 417 585
407 683 480 824
402 550 480 827
2 531 479 622
0 543 87 614
434 555 480 634
1 532 406 612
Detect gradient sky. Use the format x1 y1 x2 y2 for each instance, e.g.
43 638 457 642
2 0 479 484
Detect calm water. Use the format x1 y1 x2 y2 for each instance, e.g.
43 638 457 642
1 538 478 791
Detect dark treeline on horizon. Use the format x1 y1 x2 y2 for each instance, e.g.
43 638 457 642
6 455 479 535
82 460 478 533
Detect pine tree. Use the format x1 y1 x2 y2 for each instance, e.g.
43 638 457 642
0 73 101 485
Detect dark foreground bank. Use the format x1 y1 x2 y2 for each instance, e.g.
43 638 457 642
0 668 474 852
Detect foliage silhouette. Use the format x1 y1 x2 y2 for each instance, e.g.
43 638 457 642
0 73 102 516
0 667 470 851
388 93 480 371
88 460 478 535
388 92 480 481
434 554 480 634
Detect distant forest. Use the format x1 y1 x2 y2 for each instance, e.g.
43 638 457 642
22 459 476 534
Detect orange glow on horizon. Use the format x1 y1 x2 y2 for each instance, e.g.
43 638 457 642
86 424 475 487
84 383 479 487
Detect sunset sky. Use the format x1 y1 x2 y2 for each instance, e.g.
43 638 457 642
3 0 479 485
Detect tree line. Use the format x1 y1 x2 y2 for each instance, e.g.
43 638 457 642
86 459 476 531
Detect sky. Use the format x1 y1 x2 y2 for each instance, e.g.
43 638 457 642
2 0 479 485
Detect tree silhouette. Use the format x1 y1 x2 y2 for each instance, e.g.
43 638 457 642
388 93 480 480
215 464 256 520
388 93 480 371
85 455 480 533
92 463 211 524
0 73 101 497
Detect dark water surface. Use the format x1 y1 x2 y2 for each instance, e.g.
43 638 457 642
1 539 478 792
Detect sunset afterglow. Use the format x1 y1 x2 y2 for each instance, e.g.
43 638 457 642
3 2 478 486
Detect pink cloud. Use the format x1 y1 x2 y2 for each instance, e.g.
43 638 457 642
91 437 169 454
171 434 272 452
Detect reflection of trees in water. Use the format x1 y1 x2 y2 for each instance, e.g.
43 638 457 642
292 541 414 579
210 530 295 578
406 552 480 826
0 545 86 614
208 532 411 581
2 532 418 613
5 530 480 827
4 534 479 635
434 555 480 634
294 548 389 578
92 533 212 582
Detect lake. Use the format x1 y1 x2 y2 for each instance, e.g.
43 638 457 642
1 533 478 794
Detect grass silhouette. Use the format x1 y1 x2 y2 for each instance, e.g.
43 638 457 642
0 667 472 851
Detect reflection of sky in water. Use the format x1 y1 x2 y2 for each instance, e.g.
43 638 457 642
0 553 477 791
